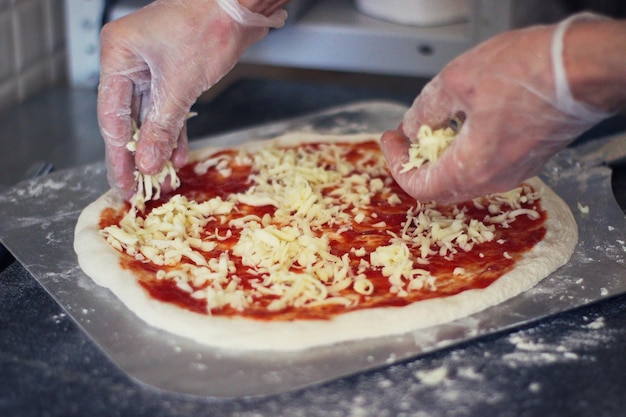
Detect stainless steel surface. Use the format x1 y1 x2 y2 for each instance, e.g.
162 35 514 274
579 131 626 167
0 101 625 399
0 161 55 268
0 88 102 188
22 161 55 179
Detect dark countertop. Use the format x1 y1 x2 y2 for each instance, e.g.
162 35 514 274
1 80 626 417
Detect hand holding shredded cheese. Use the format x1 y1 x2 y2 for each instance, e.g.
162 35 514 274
400 125 457 173
382 14 613 205
97 0 285 197
126 120 182 212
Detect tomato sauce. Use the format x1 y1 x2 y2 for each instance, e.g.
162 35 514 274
105 140 547 321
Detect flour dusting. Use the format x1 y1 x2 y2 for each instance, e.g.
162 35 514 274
586 317 605 329
414 366 448 386
503 315 613 368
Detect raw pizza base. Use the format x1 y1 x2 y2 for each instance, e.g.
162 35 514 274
74 133 578 351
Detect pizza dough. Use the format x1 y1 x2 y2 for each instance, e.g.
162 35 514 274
74 133 577 351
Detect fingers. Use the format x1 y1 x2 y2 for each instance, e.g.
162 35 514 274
384 19 612 205
98 74 136 193
134 122 189 175
403 75 459 141
134 75 196 175
97 0 281 196
135 120 180 175
105 146 136 198
379 129 410 176
171 124 190 169
381 129 458 204
379 129 444 202
381 125 504 204
98 59 190 188
383 72 470 204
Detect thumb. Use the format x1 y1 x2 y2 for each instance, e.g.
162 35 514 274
403 74 459 140
380 129 435 201
380 128 410 177
380 127 462 204
134 74 198 175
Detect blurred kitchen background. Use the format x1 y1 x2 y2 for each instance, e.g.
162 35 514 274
0 0 65 114
1 0 625 114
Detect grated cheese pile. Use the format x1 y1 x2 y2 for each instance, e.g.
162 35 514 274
101 139 543 315
400 125 456 173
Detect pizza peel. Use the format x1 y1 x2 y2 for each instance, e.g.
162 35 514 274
0 101 625 399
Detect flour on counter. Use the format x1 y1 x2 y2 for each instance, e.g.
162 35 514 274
456 366 484 381
503 314 612 368
585 317 605 330
228 306 622 417
50 313 67 324
414 366 448 386
18 178 67 198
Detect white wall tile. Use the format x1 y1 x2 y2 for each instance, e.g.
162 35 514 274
0 0 12 12
50 49 67 83
15 0 47 72
0 0 67 113
18 59 48 99
0 79 18 114
45 0 65 53
0 10 16 82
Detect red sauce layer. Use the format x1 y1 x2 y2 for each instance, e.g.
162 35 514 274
102 140 547 321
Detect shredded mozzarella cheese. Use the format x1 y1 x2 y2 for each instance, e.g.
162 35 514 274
101 138 543 315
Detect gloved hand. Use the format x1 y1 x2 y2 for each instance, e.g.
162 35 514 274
381 13 612 204
98 0 287 197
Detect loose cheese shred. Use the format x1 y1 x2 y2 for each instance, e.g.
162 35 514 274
102 137 543 315
353 277 374 295
400 125 457 173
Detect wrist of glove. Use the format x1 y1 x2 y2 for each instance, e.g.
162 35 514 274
551 13 613 126
216 0 287 28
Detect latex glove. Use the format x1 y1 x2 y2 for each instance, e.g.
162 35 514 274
98 0 287 196
381 13 612 204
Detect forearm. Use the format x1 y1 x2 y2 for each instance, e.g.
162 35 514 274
564 18 626 112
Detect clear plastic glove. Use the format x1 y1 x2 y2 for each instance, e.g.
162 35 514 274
98 0 287 197
381 13 613 204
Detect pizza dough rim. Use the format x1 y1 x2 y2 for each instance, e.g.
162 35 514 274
74 133 578 352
